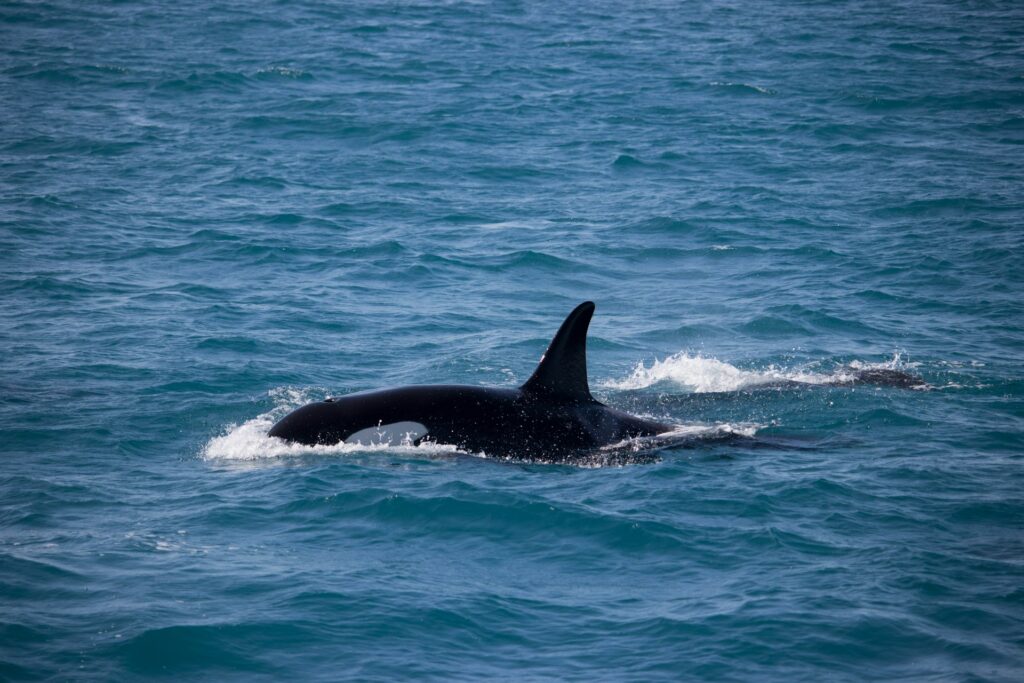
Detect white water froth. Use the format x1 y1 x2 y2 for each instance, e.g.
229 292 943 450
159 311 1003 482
662 422 761 439
603 352 911 392
606 422 762 451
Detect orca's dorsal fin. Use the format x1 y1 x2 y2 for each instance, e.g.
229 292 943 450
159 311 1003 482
521 301 596 403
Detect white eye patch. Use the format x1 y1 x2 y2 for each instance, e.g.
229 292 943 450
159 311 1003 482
345 421 429 446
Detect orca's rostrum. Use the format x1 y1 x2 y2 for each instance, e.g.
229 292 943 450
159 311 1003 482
269 301 673 461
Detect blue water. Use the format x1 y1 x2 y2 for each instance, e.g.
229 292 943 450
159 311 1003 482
3 0 1023 679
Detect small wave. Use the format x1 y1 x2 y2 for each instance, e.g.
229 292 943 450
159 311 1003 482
603 353 917 392
613 422 762 449
709 81 775 95
612 153 645 168
253 66 312 80
528 423 763 467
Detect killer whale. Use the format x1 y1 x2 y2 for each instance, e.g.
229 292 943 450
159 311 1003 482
268 301 673 461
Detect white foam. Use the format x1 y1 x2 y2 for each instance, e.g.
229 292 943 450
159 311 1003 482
710 81 775 94
601 352 917 392
567 422 763 467
668 422 761 439
847 350 918 371
605 422 762 450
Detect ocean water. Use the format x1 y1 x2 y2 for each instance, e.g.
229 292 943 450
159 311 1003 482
2 0 1023 679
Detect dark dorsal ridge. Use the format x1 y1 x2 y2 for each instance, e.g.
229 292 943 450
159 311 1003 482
521 301 596 402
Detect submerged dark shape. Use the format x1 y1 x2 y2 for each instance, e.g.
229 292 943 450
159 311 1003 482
269 302 673 462
843 367 926 389
761 367 927 391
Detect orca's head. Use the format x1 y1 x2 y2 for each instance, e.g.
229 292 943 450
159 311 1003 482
268 401 342 445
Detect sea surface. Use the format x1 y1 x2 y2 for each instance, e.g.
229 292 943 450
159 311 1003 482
2 1 1023 680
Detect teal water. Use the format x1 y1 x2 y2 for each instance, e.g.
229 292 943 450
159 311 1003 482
3 1 1023 680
